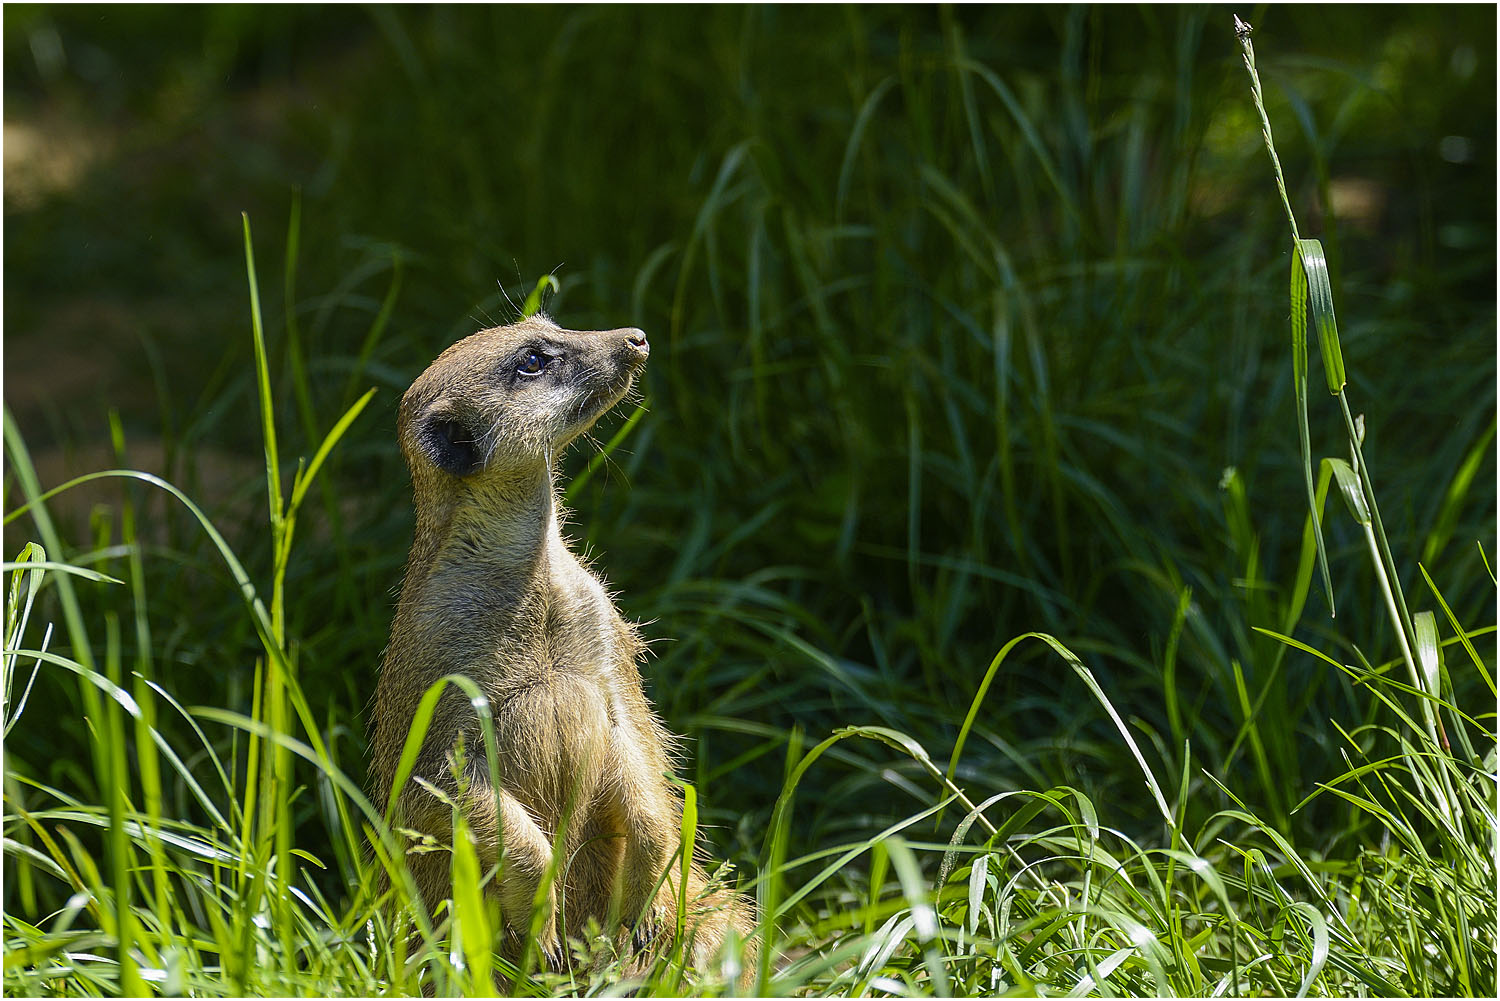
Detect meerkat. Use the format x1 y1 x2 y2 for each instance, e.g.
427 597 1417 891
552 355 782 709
370 315 754 984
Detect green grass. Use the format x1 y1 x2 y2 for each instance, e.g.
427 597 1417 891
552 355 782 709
3 6 1496 997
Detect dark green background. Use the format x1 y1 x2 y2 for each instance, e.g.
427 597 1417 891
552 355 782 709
4 4 1495 895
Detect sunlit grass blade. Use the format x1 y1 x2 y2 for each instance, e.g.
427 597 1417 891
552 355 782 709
522 274 559 318
1289 245 1335 616
1294 239 1346 396
564 397 651 503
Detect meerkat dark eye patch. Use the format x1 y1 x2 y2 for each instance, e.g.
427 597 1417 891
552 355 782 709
421 415 482 476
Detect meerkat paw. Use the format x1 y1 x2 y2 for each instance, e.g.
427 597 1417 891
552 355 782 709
503 920 564 973
629 919 662 954
627 895 680 956
502 890 562 971
539 934 566 972
533 910 564 971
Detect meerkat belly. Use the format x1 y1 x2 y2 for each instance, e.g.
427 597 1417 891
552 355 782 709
488 619 627 832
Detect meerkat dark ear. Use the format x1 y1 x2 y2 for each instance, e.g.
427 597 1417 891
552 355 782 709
420 414 481 476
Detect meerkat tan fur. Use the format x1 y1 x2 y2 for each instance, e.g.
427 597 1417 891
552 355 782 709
370 315 754 981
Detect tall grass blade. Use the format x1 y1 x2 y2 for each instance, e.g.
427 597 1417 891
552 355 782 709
1294 240 1347 395
1422 417 1496 567
242 213 283 535
1289 246 1335 615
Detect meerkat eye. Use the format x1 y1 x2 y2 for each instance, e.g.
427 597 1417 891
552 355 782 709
517 350 551 376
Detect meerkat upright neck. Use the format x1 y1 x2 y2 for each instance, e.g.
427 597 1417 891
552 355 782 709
402 462 615 666
429 464 563 581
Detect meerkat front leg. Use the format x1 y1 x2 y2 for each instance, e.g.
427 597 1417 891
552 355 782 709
606 729 681 948
462 779 563 966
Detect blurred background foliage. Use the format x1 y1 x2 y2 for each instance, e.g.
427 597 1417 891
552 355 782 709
3 3 1495 905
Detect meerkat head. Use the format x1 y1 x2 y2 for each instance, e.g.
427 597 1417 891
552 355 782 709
398 315 649 482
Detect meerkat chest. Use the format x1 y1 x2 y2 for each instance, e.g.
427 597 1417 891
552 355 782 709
457 558 617 676
537 567 623 681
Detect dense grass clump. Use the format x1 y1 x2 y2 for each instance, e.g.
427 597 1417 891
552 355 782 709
4 6 1495 997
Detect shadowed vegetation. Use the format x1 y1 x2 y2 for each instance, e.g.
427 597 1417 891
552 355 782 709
3 5 1495 996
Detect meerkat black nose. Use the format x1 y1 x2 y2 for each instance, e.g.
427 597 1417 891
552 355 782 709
623 328 650 356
